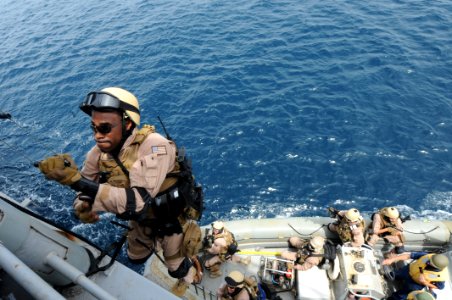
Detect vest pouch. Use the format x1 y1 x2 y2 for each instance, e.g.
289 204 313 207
153 187 186 220
107 174 130 188
177 179 204 221
181 220 202 257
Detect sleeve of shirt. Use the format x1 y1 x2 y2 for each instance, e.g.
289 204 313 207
80 146 101 181
299 256 320 271
395 218 403 230
91 133 176 214
129 132 176 197
372 214 382 231
410 252 427 260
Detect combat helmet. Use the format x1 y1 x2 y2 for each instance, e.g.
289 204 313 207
345 208 362 222
381 207 400 219
309 236 325 252
212 221 225 232
413 291 435 300
430 254 449 270
225 271 245 288
80 87 140 126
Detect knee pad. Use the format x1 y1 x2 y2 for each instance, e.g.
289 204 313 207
168 256 193 279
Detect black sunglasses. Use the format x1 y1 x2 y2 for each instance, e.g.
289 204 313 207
90 123 119 134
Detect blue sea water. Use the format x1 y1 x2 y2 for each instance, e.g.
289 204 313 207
1 0 452 265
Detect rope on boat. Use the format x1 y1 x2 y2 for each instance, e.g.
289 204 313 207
403 226 440 234
288 222 326 237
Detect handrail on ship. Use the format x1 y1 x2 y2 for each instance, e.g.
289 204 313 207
0 242 65 300
0 242 117 300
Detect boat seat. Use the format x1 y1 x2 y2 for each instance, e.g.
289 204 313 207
296 266 331 300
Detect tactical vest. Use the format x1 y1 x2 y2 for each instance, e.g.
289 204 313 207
409 254 448 285
336 218 365 243
296 247 325 265
98 124 203 226
243 276 262 300
98 125 178 191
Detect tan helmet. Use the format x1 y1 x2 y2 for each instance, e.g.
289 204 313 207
309 236 325 252
80 87 140 126
430 254 449 270
212 221 225 231
413 291 435 300
345 208 361 222
225 270 245 288
382 207 399 219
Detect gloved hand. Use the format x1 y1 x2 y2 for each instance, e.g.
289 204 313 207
38 153 81 185
387 227 399 235
73 194 99 223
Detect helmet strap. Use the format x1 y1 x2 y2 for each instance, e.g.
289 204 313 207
111 113 133 156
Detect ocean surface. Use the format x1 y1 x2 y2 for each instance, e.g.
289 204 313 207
1 0 452 267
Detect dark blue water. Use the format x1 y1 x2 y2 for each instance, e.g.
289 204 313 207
1 0 452 264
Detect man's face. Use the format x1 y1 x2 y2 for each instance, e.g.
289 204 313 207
91 110 130 153
388 217 398 224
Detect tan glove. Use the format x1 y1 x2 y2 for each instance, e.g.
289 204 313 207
38 153 81 185
73 195 99 223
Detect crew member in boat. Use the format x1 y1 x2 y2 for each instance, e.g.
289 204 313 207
280 236 326 271
366 207 406 253
216 270 250 300
203 221 248 278
37 87 204 297
382 252 449 300
327 208 365 247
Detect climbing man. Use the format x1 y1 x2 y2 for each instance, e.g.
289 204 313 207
37 87 204 296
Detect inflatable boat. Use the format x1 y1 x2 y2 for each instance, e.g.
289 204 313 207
144 217 452 299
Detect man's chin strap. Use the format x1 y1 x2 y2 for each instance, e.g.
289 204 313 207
70 119 134 205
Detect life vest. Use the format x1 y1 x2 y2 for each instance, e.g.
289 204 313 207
243 276 266 300
409 254 448 285
336 218 365 243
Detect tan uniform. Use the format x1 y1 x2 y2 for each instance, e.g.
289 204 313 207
79 128 193 282
206 235 229 266
206 229 235 267
329 210 365 247
216 284 250 300
281 237 323 271
366 213 404 247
